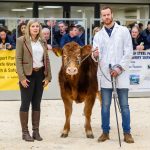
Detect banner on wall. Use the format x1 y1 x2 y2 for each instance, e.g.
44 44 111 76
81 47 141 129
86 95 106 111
0 50 19 90
0 50 150 92
129 50 150 92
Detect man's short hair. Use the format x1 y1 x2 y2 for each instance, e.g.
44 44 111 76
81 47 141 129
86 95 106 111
58 21 67 26
76 25 85 32
101 6 113 14
68 25 77 32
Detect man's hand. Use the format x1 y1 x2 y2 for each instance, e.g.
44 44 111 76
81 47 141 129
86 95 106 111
110 65 123 78
110 70 119 78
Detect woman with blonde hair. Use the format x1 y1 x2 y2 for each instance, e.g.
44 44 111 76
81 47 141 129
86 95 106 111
16 19 52 142
93 26 101 36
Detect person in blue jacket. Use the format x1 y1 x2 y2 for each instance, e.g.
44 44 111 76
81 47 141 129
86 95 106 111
60 25 84 48
141 21 150 50
0 28 16 50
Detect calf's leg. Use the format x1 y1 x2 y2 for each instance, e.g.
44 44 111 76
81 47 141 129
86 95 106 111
84 96 95 138
61 99 73 138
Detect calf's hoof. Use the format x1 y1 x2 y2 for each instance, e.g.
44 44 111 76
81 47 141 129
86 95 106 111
86 131 94 139
61 133 68 138
86 134 94 139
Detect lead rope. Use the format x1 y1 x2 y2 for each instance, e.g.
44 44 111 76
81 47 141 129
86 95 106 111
64 51 92 69
97 56 121 113
97 56 112 83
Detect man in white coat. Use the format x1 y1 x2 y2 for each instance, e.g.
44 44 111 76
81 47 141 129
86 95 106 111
92 6 134 143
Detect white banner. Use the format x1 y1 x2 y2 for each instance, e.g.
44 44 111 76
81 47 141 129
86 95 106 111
129 50 150 92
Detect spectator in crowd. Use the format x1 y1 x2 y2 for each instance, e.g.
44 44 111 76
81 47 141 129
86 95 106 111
42 28 52 50
16 19 52 142
141 21 150 50
93 26 101 36
60 25 84 48
42 27 58 50
0 28 16 50
54 21 68 47
91 26 101 43
17 16 28 25
43 18 57 34
76 24 85 45
0 26 11 35
138 23 144 33
11 28 17 43
17 22 27 37
131 26 145 50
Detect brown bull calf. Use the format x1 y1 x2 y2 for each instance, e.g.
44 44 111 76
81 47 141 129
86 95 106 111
58 42 98 138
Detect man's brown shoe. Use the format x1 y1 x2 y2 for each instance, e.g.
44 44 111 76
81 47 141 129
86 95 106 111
124 133 134 143
98 133 109 142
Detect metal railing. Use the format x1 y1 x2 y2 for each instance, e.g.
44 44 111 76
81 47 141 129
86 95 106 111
0 17 88 45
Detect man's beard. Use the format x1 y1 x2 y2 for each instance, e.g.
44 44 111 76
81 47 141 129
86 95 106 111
104 18 113 26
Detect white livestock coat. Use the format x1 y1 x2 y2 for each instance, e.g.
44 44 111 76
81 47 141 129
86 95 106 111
93 23 133 89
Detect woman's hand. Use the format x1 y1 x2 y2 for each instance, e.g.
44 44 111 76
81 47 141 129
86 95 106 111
42 79 49 87
21 79 30 88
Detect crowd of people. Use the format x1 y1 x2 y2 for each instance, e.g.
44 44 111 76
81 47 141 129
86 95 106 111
0 19 86 51
0 18 150 51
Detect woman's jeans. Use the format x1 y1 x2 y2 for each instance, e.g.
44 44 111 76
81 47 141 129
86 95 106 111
101 88 131 134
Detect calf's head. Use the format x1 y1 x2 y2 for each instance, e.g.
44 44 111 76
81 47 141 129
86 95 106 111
62 42 92 75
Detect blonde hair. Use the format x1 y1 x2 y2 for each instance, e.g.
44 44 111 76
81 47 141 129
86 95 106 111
93 27 101 36
25 19 44 40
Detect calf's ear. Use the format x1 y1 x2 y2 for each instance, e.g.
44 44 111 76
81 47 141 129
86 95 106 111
52 47 62 57
81 45 92 57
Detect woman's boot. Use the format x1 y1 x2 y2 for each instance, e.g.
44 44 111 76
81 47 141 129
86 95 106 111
32 111 43 141
20 111 34 142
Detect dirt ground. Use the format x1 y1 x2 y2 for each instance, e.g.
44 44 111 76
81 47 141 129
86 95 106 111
0 98 150 150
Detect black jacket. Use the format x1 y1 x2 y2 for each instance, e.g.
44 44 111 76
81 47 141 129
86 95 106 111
132 35 144 50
